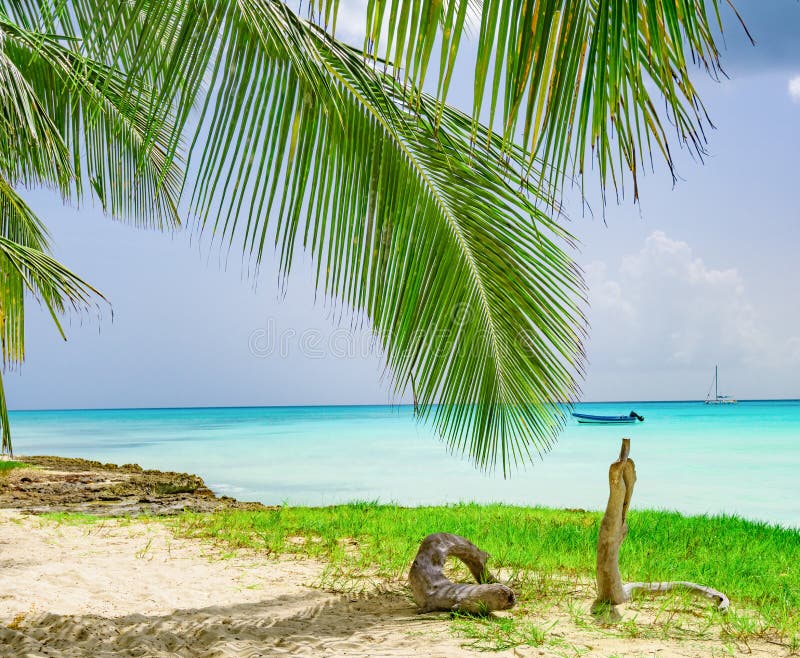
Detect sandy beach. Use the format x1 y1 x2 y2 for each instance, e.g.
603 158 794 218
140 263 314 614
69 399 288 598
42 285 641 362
0 509 497 657
0 457 794 657
0 506 790 658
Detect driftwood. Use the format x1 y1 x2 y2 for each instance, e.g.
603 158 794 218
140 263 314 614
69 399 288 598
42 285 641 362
593 438 637 609
408 533 516 614
592 438 729 618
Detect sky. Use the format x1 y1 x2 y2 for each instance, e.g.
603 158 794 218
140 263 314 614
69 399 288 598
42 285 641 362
6 1 800 410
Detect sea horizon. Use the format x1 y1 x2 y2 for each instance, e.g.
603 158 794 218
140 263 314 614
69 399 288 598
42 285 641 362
9 397 800 413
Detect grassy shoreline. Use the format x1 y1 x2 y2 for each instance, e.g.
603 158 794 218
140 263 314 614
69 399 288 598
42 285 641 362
155 504 799 649
0 460 30 473
13 457 798 651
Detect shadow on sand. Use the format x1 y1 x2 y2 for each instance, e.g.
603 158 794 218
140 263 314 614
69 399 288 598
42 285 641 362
0 589 433 657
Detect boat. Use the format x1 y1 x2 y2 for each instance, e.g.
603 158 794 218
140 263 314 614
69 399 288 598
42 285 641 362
705 365 737 405
572 411 645 424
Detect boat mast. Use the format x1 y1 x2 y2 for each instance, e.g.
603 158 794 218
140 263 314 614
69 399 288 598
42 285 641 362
715 365 719 400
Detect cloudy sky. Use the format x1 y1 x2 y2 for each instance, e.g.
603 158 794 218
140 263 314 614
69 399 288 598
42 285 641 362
7 1 800 409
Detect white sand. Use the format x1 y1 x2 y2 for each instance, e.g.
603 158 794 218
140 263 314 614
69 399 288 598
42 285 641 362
0 510 786 657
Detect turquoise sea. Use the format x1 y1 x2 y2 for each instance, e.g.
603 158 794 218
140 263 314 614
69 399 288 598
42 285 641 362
7 401 799 528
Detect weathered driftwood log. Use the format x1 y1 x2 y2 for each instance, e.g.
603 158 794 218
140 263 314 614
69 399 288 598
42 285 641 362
593 438 636 610
592 438 729 617
623 581 729 610
408 532 516 614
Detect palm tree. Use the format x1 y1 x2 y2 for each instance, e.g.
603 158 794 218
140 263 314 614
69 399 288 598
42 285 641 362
0 1 736 470
0 9 183 451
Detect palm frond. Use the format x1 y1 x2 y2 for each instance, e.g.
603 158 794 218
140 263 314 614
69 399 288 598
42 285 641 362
0 0 589 470
0 8 183 453
0 0 732 470
0 176 105 456
0 34 74 193
0 175 50 369
125 0 586 472
0 15 182 228
0 175 50 250
355 0 736 200
0 173 105 359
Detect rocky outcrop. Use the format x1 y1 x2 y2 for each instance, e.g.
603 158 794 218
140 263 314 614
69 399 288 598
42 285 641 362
0 455 267 516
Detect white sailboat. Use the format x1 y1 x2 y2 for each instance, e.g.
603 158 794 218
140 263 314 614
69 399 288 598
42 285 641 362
705 365 737 405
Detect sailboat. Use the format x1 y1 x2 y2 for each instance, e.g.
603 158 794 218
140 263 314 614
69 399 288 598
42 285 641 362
705 365 737 405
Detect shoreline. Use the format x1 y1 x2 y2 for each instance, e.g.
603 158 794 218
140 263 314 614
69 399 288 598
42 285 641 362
8 398 800 414
6 402 797 528
3 454 797 530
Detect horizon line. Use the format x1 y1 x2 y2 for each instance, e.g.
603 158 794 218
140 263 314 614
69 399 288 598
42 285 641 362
8 398 800 413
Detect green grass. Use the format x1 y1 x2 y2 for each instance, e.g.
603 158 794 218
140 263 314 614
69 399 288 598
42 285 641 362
169 503 800 647
0 460 30 473
39 512 106 525
451 612 549 651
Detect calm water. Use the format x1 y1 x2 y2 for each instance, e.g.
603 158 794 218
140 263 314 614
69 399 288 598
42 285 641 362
7 401 799 527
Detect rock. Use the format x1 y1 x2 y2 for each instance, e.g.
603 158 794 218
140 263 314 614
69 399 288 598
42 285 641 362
0 455 269 517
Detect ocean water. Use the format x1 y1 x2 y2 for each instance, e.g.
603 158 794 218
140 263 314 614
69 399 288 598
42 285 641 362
7 401 799 528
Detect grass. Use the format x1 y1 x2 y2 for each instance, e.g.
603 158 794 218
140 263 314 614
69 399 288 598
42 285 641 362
451 612 549 651
39 512 104 525
0 460 30 473
168 503 800 649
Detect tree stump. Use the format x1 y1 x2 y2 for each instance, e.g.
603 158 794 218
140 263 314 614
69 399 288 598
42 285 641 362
592 438 729 619
593 438 636 613
408 532 516 614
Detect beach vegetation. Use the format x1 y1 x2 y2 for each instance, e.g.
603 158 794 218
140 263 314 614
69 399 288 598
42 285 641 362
451 612 549 651
0 1 743 472
170 504 800 647
0 460 29 473
39 511 103 525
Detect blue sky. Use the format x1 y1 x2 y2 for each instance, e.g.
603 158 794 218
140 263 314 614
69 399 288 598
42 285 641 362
7 1 800 409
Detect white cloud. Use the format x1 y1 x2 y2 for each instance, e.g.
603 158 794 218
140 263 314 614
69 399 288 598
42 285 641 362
584 231 799 376
330 0 368 44
789 75 800 103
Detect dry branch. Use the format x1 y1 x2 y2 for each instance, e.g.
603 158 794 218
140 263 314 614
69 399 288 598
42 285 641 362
408 533 516 614
624 581 730 611
593 438 729 618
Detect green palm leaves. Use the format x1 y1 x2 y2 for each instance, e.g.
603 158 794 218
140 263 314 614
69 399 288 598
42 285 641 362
0 10 181 452
73 0 586 472
0 179 103 452
0 0 732 470
362 0 732 198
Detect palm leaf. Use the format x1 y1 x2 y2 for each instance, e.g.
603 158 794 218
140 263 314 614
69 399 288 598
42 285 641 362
77 0 586 472
0 15 182 228
0 10 178 452
4 0 588 469
0 178 106 455
356 0 740 200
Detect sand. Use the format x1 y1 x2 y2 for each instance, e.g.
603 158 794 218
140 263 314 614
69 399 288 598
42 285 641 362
0 510 788 658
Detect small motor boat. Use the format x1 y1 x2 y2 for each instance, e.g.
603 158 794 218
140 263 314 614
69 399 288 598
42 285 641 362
572 410 645 424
